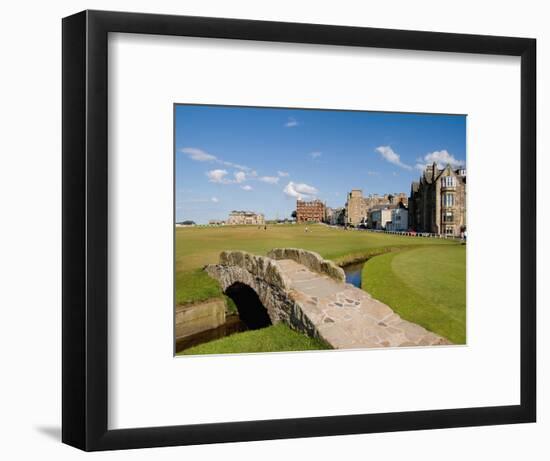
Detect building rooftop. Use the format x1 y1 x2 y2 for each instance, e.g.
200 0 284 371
296 199 324 204
230 210 263 215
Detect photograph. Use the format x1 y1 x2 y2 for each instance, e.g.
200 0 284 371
174 105 467 356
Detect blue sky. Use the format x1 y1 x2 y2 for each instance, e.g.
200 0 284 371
175 105 466 224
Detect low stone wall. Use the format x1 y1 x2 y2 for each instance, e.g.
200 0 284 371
267 248 346 283
175 299 226 340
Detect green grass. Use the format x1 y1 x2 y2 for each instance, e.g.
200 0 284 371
362 245 466 344
177 323 331 356
175 224 458 305
175 224 465 354
176 268 223 305
175 269 238 314
224 295 238 314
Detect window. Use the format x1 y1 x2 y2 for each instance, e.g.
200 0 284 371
443 211 454 222
443 193 454 207
441 176 456 188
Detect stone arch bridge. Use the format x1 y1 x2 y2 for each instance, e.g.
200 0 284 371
205 248 450 349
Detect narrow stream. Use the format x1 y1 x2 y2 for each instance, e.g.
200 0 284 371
175 314 247 353
176 282 270 353
342 261 366 288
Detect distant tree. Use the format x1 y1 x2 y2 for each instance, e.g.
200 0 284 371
180 220 196 226
291 210 297 219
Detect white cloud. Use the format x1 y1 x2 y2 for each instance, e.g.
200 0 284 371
234 171 246 183
375 146 412 170
206 169 252 185
180 196 220 204
180 147 217 162
206 169 229 183
180 147 250 171
422 150 465 169
367 171 379 176
414 150 465 172
241 185 253 191
259 176 279 184
283 181 318 200
310 151 322 159
221 160 250 171
277 171 289 177
285 117 299 128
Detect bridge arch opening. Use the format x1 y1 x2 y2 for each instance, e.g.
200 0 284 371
224 282 272 330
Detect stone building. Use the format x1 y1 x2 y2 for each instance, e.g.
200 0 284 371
296 199 326 223
386 206 409 232
325 207 345 225
345 190 367 226
344 189 408 226
408 163 466 236
368 207 393 230
367 203 408 230
227 210 265 225
366 192 408 210
387 206 409 231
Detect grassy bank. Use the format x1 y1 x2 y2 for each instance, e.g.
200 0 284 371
175 224 458 305
176 323 330 355
362 245 466 344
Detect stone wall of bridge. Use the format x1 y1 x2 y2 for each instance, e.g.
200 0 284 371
205 250 324 340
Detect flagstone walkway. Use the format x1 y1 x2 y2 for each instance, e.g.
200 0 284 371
276 259 451 349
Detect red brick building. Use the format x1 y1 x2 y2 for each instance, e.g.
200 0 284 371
296 200 326 223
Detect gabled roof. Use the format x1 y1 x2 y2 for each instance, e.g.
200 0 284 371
434 164 454 181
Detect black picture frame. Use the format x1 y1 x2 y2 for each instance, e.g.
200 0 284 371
62 10 536 451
